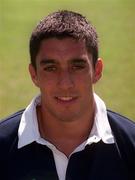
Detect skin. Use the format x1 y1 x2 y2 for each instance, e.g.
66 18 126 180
29 37 103 156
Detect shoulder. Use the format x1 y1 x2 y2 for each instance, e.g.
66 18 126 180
107 110 135 147
107 110 135 178
0 109 24 144
0 110 24 172
107 110 135 131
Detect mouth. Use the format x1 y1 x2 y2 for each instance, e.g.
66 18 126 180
55 96 78 103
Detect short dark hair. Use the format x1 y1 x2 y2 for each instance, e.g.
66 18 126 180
29 10 99 69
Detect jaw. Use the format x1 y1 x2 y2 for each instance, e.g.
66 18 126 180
40 90 95 123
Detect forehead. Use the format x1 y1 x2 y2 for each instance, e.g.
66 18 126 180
36 37 92 61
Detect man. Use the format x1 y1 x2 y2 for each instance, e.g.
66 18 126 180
0 10 135 180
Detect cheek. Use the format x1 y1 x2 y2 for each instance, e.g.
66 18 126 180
38 75 58 93
75 72 93 85
75 78 92 94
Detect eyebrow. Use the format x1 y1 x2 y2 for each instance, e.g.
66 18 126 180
70 58 87 64
40 58 87 66
40 59 57 65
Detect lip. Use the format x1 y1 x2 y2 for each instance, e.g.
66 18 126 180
55 96 78 104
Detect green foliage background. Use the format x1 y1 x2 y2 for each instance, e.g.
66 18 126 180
0 0 135 120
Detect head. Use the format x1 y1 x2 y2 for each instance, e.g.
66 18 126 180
29 10 103 123
29 10 99 69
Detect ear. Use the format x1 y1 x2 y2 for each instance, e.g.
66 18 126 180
93 58 103 84
29 64 39 87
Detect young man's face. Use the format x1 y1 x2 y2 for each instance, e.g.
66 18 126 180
29 37 103 122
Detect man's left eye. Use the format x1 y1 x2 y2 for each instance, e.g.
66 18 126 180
72 65 85 70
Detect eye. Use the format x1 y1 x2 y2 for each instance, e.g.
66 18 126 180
44 66 57 72
71 59 87 71
72 63 86 70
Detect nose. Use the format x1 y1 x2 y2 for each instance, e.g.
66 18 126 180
57 70 74 90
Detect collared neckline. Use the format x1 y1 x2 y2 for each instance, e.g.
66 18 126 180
18 93 114 149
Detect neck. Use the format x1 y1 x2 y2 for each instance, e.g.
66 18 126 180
37 102 95 156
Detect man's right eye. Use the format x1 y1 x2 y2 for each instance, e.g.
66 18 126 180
44 66 57 72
